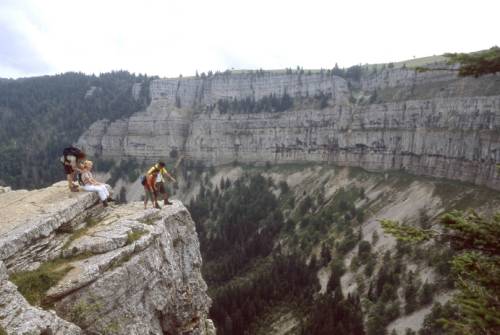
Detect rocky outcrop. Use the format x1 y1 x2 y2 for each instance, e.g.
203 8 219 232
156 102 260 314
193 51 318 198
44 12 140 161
77 67 500 190
0 182 214 335
0 260 82 335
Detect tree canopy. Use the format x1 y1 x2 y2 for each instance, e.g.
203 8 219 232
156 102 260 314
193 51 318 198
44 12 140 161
0 71 154 188
380 211 500 335
445 47 500 77
416 47 500 77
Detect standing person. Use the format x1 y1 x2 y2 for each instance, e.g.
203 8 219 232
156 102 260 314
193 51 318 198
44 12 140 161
61 146 86 192
143 161 176 208
143 169 160 209
80 160 113 207
152 162 177 206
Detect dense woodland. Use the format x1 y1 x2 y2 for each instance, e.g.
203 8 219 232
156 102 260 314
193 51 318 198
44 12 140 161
185 164 500 335
188 170 448 335
189 173 368 334
0 71 153 189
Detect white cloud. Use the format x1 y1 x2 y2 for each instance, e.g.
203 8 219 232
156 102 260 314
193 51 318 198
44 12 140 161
0 0 499 78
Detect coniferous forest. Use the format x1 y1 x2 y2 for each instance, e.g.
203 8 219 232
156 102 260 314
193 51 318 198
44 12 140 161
186 164 500 335
189 172 367 335
0 71 153 189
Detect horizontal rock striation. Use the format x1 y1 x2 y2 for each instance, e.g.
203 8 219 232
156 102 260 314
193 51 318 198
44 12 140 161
0 183 214 335
78 68 500 190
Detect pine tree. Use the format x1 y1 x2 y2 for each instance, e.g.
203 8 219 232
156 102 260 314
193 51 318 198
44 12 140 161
381 210 500 334
416 47 500 77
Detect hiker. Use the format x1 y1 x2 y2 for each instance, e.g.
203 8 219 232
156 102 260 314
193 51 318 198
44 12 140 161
142 169 160 209
81 160 113 207
152 162 177 206
61 146 86 192
142 161 176 209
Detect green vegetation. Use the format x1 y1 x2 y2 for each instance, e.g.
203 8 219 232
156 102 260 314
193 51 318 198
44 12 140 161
0 71 154 189
10 259 73 306
190 171 367 334
0 325 7 335
293 186 364 254
215 92 294 114
188 164 490 334
9 250 96 308
101 321 120 335
301 291 364 335
211 255 320 335
126 230 146 245
69 299 102 325
364 250 405 334
381 211 500 334
419 301 459 335
416 47 500 77
447 47 499 77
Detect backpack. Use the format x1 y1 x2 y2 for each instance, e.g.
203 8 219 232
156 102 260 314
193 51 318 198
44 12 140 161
63 146 83 158
140 175 147 185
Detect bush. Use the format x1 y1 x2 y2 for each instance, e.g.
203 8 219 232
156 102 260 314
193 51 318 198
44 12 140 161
419 281 434 306
358 240 372 261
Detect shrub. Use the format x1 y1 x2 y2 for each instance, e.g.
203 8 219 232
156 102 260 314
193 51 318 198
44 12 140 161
358 240 372 260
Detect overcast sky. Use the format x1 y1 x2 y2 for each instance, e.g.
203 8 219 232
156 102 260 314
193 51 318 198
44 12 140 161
0 0 498 79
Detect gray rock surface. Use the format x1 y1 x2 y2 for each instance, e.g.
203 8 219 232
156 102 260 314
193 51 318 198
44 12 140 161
77 68 500 190
0 183 214 335
0 261 83 335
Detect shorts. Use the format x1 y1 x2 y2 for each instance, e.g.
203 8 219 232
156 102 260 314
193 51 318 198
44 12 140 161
144 186 156 201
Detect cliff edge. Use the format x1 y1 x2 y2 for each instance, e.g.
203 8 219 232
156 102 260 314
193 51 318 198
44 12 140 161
0 182 215 335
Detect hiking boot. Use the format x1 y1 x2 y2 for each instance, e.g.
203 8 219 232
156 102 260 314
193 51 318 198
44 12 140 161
107 197 116 202
103 200 108 207
154 203 161 209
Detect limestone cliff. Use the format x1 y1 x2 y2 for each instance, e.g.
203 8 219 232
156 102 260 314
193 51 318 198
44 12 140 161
77 66 500 190
0 182 214 335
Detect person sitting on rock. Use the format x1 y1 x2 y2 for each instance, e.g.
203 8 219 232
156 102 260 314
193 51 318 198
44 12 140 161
61 146 86 192
80 160 114 207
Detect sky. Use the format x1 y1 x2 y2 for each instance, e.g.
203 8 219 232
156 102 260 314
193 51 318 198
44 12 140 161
0 0 499 79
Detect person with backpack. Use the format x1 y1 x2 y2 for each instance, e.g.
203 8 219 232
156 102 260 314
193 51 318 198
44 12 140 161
60 146 86 192
141 161 176 209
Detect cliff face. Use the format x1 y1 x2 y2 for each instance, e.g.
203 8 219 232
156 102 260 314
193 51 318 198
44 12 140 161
77 67 500 190
0 183 214 335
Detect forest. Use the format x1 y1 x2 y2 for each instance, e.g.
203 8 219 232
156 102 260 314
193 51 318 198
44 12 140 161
186 164 499 335
0 71 153 189
189 172 369 334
